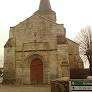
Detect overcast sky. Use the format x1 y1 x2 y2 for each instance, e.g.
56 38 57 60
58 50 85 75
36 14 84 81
0 0 92 67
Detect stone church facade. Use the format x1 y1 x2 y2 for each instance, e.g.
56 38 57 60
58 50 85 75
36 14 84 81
4 0 83 84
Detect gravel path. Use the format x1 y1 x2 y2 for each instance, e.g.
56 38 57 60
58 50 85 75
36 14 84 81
0 85 51 92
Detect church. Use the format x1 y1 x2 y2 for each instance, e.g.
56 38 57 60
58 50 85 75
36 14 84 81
4 0 83 84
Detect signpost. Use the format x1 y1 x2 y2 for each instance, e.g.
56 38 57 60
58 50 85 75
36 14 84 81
69 79 92 92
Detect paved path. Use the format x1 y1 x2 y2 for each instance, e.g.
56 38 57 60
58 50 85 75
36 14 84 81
0 85 51 92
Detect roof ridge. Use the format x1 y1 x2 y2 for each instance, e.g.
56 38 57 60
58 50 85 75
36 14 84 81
35 13 63 25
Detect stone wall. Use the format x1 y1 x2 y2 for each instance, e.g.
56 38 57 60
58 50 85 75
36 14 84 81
67 39 83 69
4 10 82 85
57 44 70 79
4 47 16 83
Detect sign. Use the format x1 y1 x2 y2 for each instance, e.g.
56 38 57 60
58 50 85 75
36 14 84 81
69 79 92 92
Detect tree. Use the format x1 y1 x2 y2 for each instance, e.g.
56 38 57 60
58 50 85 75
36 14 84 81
75 26 92 75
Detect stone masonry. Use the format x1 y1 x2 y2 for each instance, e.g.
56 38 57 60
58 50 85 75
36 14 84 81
4 0 83 84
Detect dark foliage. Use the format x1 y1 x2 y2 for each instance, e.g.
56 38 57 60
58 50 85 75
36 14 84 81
70 68 89 79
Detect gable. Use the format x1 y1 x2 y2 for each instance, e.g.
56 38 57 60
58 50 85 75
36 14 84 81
13 12 63 30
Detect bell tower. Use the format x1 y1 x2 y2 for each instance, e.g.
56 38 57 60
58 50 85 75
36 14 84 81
37 0 56 22
39 0 52 11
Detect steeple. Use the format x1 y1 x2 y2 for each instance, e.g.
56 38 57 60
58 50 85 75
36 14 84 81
37 0 56 22
39 0 52 12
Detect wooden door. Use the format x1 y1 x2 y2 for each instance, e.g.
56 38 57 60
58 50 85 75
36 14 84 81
31 58 43 84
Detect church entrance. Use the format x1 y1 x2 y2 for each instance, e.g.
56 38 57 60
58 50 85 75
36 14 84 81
30 58 43 84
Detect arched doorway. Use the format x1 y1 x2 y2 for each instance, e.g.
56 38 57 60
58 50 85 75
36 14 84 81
30 58 43 84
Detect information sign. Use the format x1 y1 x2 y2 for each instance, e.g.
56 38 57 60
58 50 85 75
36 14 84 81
69 79 92 92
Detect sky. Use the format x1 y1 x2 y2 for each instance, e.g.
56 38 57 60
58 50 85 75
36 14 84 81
0 0 92 68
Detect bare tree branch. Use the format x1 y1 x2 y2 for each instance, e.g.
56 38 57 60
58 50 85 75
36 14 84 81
75 26 92 75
